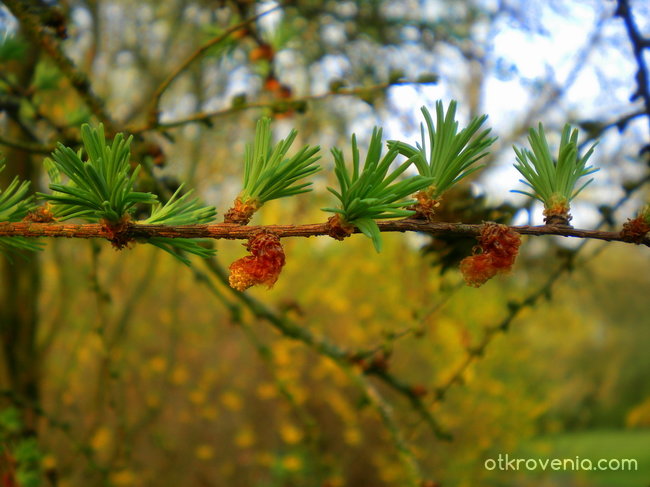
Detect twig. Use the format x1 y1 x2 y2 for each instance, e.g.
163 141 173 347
0 134 54 154
616 0 650 133
202 257 450 441
0 219 646 245
578 110 647 151
146 5 281 128
194 266 321 443
347 369 425 487
131 80 421 133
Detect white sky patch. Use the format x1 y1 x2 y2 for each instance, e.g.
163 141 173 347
256 1 282 33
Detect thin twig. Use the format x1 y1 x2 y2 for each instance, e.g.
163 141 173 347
145 5 282 128
202 257 450 441
0 134 54 154
347 369 425 487
131 80 422 133
616 0 650 134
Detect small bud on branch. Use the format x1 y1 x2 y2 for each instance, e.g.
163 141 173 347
460 223 522 287
229 231 285 291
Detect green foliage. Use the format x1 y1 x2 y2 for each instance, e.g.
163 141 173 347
41 123 157 222
512 123 598 209
239 117 321 205
142 184 217 265
14 438 42 487
388 101 496 199
0 34 27 62
0 161 34 222
0 407 22 434
33 61 62 91
64 106 92 126
39 127 217 264
323 128 433 252
0 159 42 258
0 408 44 487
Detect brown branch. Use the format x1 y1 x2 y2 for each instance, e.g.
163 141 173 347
0 134 54 154
616 0 650 134
145 5 282 129
0 219 646 245
131 80 420 133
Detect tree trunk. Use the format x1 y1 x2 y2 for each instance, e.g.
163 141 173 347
0 40 42 434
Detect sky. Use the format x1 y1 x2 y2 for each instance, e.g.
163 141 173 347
375 0 646 229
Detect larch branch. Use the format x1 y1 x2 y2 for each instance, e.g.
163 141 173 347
0 220 646 246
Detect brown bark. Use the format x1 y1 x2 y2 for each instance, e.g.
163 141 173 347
0 219 644 245
0 40 41 434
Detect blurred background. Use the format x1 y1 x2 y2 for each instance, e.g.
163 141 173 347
0 0 649 486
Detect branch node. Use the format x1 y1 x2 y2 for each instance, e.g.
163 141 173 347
409 191 441 222
620 216 650 243
326 214 354 241
101 216 134 250
224 197 261 225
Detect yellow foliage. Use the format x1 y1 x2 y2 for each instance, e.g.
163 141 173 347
279 423 303 444
281 454 302 472
344 427 362 446
189 389 207 405
170 366 189 386
626 396 650 427
256 382 278 399
220 391 243 411
110 470 138 486
145 394 161 408
42 454 57 470
195 444 215 460
235 427 256 448
90 426 112 452
201 406 219 421
148 356 167 373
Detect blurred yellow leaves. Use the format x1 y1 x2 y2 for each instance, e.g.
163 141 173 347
281 454 302 472
189 388 207 405
256 382 278 399
170 366 189 385
148 355 167 373
626 396 650 427
110 470 138 486
42 454 57 470
195 444 215 461
201 405 219 421
279 423 302 444
235 427 256 448
90 426 112 453
220 390 243 411
343 427 362 446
